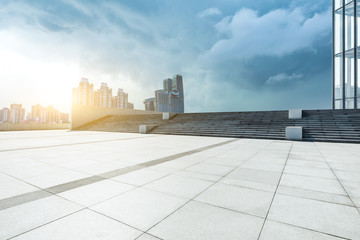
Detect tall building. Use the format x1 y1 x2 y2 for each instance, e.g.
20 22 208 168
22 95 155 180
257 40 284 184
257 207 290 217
155 89 170 112
144 98 156 111
31 104 42 122
0 108 9 122
112 88 128 109
97 83 112 108
146 74 184 113
333 0 360 109
9 104 25 123
171 74 184 113
72 78 94 106
31 104 62 123
127 102 134 109
73 78 133 110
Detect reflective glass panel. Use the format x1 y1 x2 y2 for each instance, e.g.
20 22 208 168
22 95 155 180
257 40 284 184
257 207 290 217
335 8 343 54
335 54 343 99
357 48 360 96
345 0 353 4
345 50 355 98
335 99 343 109
334 0 342 9
345 98 355 108
345 3 355 50
335 0 342 9
357 1 360 47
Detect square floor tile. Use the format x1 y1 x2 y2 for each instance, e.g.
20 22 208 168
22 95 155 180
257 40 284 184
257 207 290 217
59 179 134 207
268 194 360 240
24 170 90 189
277 185 354 206
280 174 346 195
91 188 188 231
195 183 274 217
144 175 213 199
0 180 40 200
284 165 336 179
112 169 169 186
259 220 344 240
149 201 264 240
12 209 142 240
0 196 82 239
186 163 233 176
227 168 281 185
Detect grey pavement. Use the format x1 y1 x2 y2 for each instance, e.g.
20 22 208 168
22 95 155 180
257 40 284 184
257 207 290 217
0 130 359 239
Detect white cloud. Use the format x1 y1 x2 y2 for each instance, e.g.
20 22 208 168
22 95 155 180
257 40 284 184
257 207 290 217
266 73 303 85
202 7 331 61
198 8 222 18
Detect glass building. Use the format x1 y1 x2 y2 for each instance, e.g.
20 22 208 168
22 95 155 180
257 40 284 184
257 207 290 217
333 0 360 109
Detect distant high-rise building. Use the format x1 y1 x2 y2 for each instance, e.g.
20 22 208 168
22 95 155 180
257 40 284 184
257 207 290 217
144 98 156 111
73 78 133 110
72 78 94 105
0 108 9 122
9 104 25 123
31 104 42 122
170 74 184 113
163 78 173 93
112 88 128 109
31 104 62 123
155 90 170 112
146 74 184 113
98 83 112 108
127 102 134 109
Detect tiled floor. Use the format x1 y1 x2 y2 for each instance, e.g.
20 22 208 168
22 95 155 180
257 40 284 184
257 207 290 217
0 130 360 239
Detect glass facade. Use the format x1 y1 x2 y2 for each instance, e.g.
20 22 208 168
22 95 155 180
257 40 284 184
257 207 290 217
333 0 359 109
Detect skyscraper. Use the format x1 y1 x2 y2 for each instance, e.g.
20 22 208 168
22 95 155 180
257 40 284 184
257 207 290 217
98 83 112 108
144 98 156 111
112 88 128 109
171 74 184 113
9 104 25 123
73 78 133 109
72 78 94 106
146 74 185 113
0 108 9 122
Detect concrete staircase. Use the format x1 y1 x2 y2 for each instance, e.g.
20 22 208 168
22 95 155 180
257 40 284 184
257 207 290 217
150 110 360 143
74 110 360 143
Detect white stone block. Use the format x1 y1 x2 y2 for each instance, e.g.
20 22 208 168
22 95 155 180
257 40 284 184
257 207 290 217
289 109 302 119
139 125 147 134
286 127 302 141
163 112 170 120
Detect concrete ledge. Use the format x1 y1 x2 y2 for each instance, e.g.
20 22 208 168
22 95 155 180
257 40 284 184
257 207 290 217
163 112 170 120
71 104 158 129
286 127 302 141
139 125 157 134
289 109 302 119
0 123 71 131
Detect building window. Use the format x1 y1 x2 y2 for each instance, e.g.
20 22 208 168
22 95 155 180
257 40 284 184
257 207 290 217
333 0 358 109
335 8 343 54
345 3 355 51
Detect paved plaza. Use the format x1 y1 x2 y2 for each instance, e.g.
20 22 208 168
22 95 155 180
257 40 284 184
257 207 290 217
0 130 360 239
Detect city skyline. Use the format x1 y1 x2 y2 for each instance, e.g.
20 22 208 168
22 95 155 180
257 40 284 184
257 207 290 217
0 103 69 123
0 0 332 113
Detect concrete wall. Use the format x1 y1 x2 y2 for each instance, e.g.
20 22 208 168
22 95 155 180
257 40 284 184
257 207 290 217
0 123 71 131
71 104 157 129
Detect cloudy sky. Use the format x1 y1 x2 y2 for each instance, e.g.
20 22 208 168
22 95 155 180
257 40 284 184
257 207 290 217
0 0 332 113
